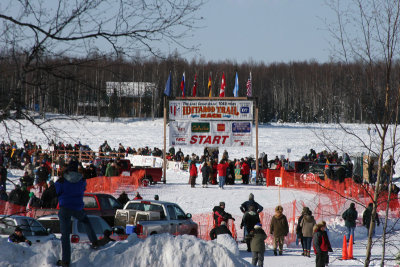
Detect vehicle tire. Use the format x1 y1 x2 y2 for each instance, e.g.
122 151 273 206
141 177 151 187
150 231 157 235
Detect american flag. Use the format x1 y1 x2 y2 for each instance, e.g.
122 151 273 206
246 72 252 97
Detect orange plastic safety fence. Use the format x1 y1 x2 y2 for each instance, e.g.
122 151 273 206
0 200 27 217
85 169 145 194
263 169 400 217
192 213 237 241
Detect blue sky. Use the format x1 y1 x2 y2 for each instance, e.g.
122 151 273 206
179 0 336 64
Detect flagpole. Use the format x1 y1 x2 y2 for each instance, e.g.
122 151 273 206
255 104 259 184
163 96 167 184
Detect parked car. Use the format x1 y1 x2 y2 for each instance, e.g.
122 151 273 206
37 214 126 243
115 200 198 238
32 193 123 226
0 215 57 243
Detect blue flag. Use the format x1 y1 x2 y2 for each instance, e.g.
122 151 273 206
164 72 172 96
233 72 239 97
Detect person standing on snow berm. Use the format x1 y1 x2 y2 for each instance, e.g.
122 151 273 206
246 223 267 267
213 201 235 226
269 205 289 256
55 159 100 267
342 202 358 243
209 221 232 240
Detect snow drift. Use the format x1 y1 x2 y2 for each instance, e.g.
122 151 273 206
0 233 251 267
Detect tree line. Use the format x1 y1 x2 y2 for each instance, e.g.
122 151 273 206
0 51 398 124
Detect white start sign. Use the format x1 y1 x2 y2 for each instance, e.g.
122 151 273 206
169 121 252 147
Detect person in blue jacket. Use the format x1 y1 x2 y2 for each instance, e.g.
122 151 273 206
55 158 99 267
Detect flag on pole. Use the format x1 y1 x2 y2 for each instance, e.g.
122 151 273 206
219 72 226 97
164 72 172 96
233 72 239 97
180 72 185 97
192 74 197 97
208 74 212 97
246 72 252 97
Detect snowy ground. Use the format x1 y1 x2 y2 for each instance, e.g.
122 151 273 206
1 117 400 266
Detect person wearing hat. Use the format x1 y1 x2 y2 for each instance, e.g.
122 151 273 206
312 222 332 267
117 191 130 206
213 202 235 227
270 205 289 256
300 209 316 257
8 227 32 246
246 223 267 267
296 207 310 255
241 205 260 252
363 202 380 236
55 161 99 266
240 193 264 214
342 202 358 242
133 191 143 200
209 221 232 240
96 229 116 247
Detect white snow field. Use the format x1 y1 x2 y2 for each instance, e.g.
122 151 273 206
1 117 400 267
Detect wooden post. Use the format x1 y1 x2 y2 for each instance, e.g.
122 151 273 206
163 96 167 184
255 107 259 183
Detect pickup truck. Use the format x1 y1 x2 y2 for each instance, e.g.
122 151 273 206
114 200 198 237
31 193 123 226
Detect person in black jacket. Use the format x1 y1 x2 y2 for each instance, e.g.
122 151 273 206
209 221 232 240
342 203 358 242
240 193 263 214
213 202 234 226
241 205 260 252
41 181 58 208
363 203 380 236
201 162 211 188
117 191 130 207
8 227 32 246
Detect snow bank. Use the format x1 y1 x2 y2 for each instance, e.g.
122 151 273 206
215 234 239 256
0 234 251 267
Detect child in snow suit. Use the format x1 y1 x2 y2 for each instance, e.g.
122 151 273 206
246 223 267 267
313 222 332 267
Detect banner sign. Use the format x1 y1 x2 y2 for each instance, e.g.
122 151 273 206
169 121 252 147
169 100 253 121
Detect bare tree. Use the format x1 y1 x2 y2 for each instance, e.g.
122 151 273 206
327 0 400 266
0 0 204 138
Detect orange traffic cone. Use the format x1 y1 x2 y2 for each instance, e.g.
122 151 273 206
347 234 354 259
342 235 348 260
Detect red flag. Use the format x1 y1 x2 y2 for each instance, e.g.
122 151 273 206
192 74 197 97
219 72 226 97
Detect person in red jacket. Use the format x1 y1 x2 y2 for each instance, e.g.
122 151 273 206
241 158 251 184
133 191 143 200
313 222 332 267
217 159 229 189
189 161 198 188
